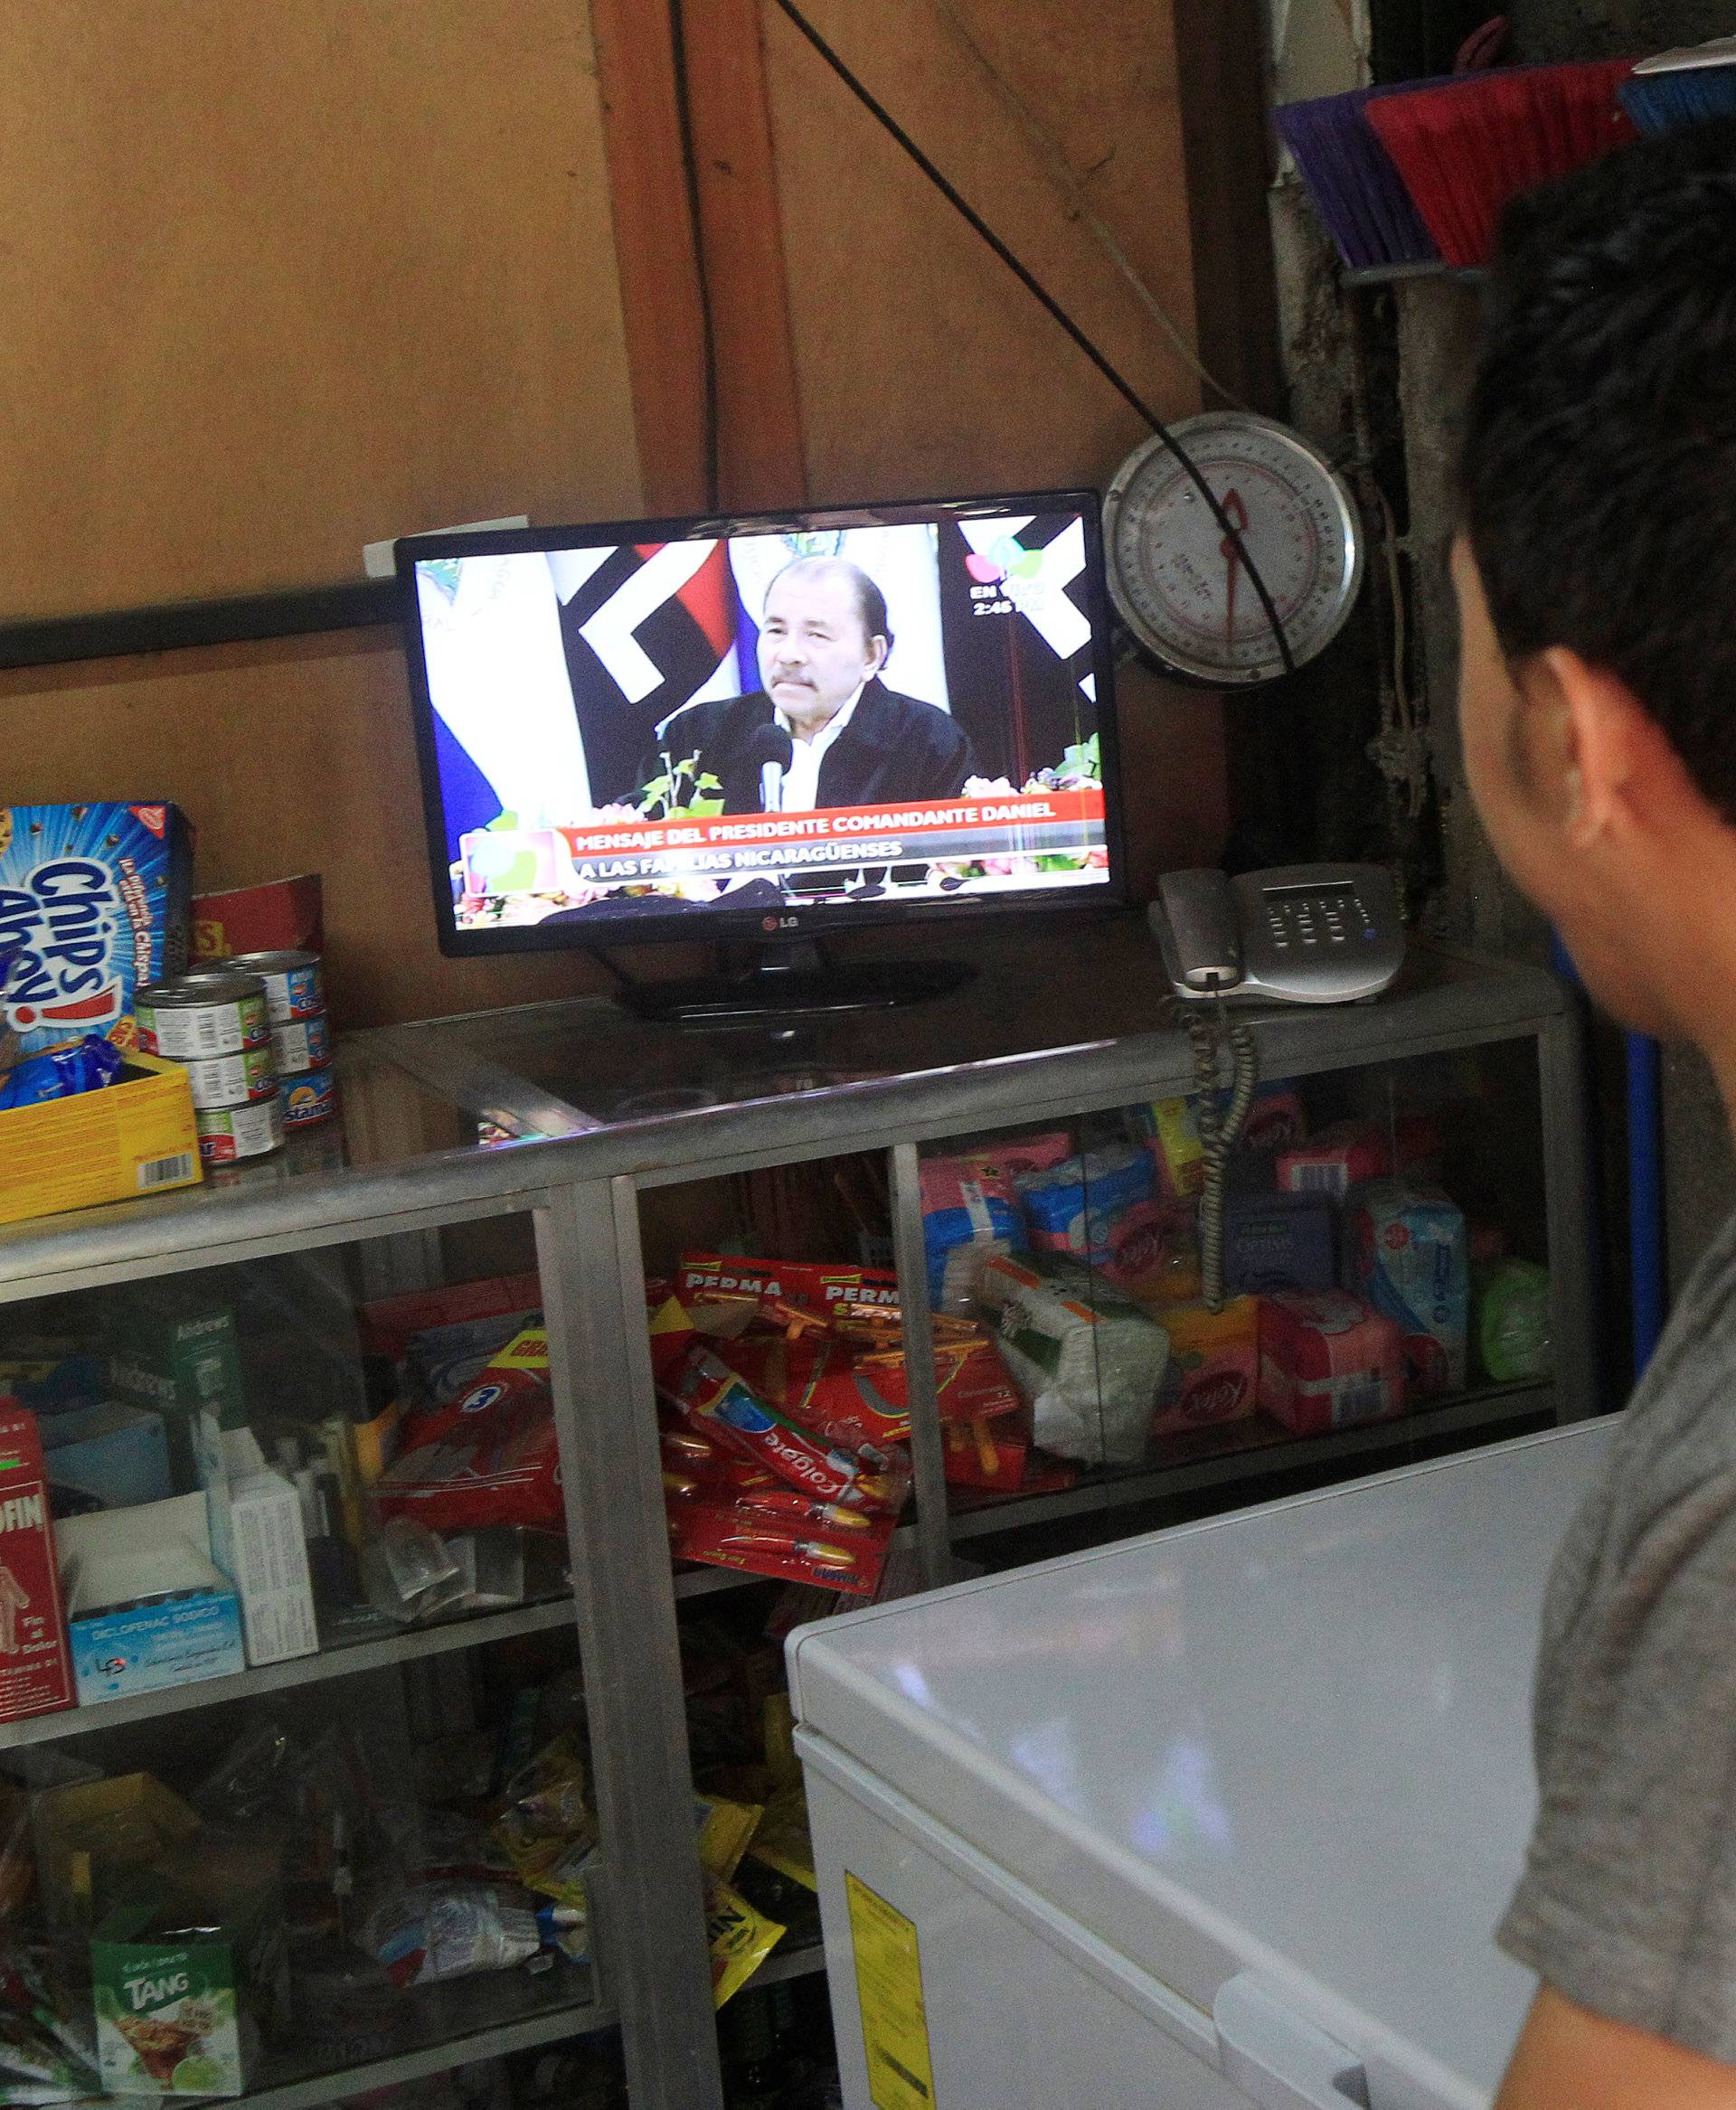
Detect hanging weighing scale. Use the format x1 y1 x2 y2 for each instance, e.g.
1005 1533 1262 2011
1103 411 1363 686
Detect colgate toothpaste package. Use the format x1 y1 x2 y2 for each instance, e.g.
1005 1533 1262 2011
714 1327 1020 1453
1346 1181 1469 1397
1276 1120 1392 1201
1260 1289 1408 1436
0 805 193 1057
664 1348 907 1513
1151 1297 1260 1441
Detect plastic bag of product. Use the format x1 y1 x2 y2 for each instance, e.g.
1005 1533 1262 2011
1475 1258 1552 1382
978 1254 1169 1466
373 1329 562 1534
920 1154 1026 1314
0 1036 124 1111
704 1877 784 2009
355 1880 543 1987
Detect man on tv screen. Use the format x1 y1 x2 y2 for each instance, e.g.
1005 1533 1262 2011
637 555 976 815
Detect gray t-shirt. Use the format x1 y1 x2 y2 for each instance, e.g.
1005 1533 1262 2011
1499 1204 1736 2058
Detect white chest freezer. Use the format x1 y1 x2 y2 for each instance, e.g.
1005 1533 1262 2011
789 1423 1611 2110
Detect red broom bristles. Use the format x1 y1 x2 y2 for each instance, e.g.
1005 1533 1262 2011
1364 59 1637 268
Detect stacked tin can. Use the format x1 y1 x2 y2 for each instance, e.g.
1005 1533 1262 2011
134 971 284 1164
216 950 336 1135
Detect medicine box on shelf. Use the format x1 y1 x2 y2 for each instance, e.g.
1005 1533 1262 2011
57 1492 244 1705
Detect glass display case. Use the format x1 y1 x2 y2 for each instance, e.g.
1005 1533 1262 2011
0 918 1597 2110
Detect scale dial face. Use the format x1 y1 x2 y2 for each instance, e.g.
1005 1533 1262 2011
1103 412 1363 686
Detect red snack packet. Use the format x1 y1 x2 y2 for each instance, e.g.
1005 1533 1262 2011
360 1274 542 1362
667 1496 893 1598
376 1327 561 1531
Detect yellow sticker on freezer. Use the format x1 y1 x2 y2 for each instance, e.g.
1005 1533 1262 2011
845 1871 937 2110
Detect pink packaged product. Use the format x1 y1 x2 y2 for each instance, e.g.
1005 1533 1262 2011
986 1131 1074 1180
1259 1290 1408 1436
1238 1085 1308 1161
919 1134 1072 1312
1276 1120 1392 1201
1346 1180 1469 1397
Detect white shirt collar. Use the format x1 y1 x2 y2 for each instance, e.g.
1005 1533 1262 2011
774 679 866 749
773 681 867 812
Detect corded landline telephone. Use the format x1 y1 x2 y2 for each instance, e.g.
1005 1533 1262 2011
1149 864 1406 1006
1147 865 1406 1309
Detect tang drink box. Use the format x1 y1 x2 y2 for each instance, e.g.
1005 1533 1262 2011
0 805 193 1058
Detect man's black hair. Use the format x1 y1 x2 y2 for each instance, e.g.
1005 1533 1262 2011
1461 117 1736 823
766 555 894 662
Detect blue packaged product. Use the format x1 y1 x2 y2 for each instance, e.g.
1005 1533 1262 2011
1016 1144 1166 1295
0 804 193 1058
0 1034 125 1109
1224 1191 1336 1295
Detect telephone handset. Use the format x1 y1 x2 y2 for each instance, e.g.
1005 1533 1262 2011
1150 864 1404 1005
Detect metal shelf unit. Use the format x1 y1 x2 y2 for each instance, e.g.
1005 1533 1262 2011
0 922 1598 2110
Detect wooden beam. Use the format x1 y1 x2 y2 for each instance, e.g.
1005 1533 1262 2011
682 0 808 508
590 0 806 514
1171 0 1283 412
590 0 711 514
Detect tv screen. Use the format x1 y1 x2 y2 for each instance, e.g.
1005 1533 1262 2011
401 491 1122 952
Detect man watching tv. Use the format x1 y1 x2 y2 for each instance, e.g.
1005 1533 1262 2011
1455 118 1736 2109
640 554 975 814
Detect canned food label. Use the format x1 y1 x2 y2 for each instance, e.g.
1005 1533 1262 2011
258 961 323 1023
280 1068 337 1128
146 991 269 1060
215 952 324 1023
195 1093 284 1163
183 1044 278 1110
271 1013 330 1071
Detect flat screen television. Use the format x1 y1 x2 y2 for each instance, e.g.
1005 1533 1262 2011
399 489 1123 1021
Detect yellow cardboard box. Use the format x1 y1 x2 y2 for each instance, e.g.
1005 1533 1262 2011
0 1054 202 1227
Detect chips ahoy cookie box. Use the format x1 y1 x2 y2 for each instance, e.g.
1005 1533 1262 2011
0 805 193 1057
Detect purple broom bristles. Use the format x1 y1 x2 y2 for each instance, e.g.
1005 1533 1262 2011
1275 87 1441 272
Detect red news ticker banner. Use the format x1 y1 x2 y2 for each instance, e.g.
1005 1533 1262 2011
561 787 1104 863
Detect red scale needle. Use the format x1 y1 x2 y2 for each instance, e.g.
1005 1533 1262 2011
1219 487 1251 647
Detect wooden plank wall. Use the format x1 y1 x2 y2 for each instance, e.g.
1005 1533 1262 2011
3 0 1269 1027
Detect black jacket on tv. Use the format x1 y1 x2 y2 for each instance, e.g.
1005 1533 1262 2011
638 678 976 815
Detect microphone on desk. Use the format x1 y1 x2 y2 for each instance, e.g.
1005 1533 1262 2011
745 724 795 813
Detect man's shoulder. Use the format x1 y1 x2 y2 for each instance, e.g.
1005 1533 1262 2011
857 682 968 749
659 692 772 746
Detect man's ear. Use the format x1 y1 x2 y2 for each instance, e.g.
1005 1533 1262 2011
1524 647 1646 849
866 636 890 675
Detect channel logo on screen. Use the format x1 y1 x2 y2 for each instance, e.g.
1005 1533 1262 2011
964 536 1043 585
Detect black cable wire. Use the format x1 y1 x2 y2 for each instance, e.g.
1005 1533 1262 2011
769 0 1295 677
669 0 721 511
